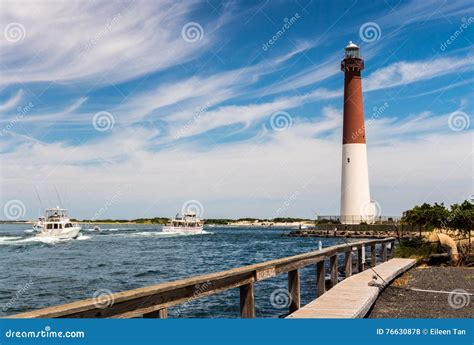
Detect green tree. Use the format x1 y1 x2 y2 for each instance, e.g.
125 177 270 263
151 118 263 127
402 200 473 231
448 200 473 230
402 202 449 228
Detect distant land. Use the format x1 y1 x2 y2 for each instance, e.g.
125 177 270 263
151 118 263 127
2 200 470 227
0 217 316 226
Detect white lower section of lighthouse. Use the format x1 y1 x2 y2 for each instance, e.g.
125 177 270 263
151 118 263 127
340 143 375 224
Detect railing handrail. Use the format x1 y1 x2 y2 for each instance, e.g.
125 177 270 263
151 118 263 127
10 237 396 319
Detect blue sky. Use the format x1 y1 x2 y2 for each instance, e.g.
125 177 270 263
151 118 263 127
0 0 472 220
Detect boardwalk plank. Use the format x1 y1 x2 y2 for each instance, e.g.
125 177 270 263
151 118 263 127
286 258 416 319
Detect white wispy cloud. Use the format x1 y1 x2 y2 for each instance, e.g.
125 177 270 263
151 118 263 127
260 53 340 97
165 87 343 140
0 0 471 220
0 89 23 112
365 55 473 91
377 0 474 30
2 97 88 124
0 1 224 85
0 107 470 219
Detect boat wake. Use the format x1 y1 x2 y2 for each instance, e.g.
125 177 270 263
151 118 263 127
0 234 91 245
0 236 23 243
83 227 140 232
130 230 214 238
131 231 185 238
0 228 212 245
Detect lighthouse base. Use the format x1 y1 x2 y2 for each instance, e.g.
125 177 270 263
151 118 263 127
340 143 375 224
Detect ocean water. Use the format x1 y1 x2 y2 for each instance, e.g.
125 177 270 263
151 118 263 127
0 224 358 318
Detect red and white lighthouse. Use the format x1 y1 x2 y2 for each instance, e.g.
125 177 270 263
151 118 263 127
340 41 375 224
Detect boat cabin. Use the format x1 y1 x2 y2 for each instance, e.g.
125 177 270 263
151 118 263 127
168 212 202 227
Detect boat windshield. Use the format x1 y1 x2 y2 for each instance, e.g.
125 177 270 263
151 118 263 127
168 212 202 227
45 209 68 218
184 213 197 221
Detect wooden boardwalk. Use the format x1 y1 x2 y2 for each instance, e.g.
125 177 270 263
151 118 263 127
287 258 416 319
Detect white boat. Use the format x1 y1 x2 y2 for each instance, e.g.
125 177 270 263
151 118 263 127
33 207 81 239
162 212 204 234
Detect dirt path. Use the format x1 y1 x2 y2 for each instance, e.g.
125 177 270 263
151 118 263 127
368 266 473 318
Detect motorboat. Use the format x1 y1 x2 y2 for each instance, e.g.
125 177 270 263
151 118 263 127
33 207 81 239
162 212 203 234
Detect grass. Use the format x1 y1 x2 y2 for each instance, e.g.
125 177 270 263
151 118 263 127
392 272 410 287
395 238 438 263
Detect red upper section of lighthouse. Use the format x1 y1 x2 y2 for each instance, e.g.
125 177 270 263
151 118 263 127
341 41 366 145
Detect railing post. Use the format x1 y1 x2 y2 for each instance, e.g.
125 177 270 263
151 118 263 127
240 283 255 318
344 250 352 278
316 260 326 297
388 240 394 259
371 244 376 267
382 243 388 262
143 308 168 318
329 255 338 288
357 246 364 272
288 269 300 313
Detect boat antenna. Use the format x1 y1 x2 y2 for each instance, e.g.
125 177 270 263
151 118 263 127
54 185 64 208
34 186 44 215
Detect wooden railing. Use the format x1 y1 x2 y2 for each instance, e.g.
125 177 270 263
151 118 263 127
11 238 395 319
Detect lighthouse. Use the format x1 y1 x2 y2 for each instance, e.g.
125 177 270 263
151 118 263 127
340 41 375 224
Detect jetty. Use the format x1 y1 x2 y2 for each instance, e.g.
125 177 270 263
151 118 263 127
10 237 414 319
287 224 470 241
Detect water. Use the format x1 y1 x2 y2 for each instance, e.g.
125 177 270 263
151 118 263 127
0 224 356 318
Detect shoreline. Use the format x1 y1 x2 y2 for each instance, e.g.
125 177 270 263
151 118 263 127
0 221 314 228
